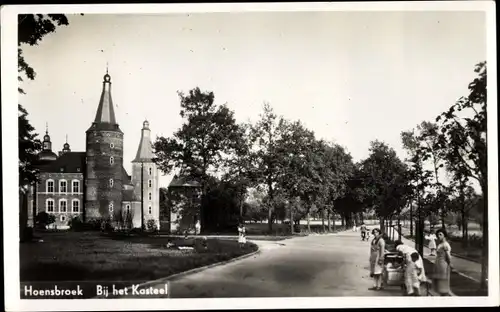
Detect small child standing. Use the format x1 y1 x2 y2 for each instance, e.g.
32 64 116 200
238 223 246 248
407 252 425 296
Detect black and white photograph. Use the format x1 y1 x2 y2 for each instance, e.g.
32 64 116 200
2 2 498 311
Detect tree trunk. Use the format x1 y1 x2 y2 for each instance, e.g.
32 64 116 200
321 209 325 233
327 209 332 232
307 210 311 233
410 201 414 237
397 217 402 241
267 182 274 233
341 214 345 227
290 202 294 235
379 216 385 234
480 182 488 291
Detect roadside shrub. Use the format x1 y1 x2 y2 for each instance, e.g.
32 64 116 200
146 219 159 233
35 212 55 229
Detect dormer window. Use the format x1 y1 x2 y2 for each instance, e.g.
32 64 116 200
110 156 114 165
109 179 114 187
110 143 114 148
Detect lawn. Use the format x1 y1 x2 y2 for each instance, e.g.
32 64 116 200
20 231 258 289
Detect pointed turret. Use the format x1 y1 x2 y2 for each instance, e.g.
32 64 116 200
62 135 71 154
38 123 57 162
87 70 121 132
133 120 154 162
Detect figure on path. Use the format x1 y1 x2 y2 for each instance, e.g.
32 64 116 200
432 229 452 296
425 230 437 256
395 240 427 296
360 223 368 241
369 228 385 290
238 222 247 248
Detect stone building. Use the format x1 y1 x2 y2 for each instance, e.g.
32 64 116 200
27 71 160 230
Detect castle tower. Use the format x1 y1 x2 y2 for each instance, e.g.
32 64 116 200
131 120 160 229
85 71 123 221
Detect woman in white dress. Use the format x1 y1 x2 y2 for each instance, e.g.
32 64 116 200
425 230 437 256
238 223 247 248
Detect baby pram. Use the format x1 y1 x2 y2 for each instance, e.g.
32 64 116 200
382 252 405 289
382 252 432 296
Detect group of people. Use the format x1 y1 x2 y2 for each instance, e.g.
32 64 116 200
367 227 453 296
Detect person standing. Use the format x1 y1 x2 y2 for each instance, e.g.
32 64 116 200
369 228 385 290
238 222 247 248
425 230 437 256
360 223 368 241
432 229 453 296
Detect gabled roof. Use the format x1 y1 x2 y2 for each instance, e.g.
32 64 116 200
121 166 132 185
37 152 86 173
122 189 139 202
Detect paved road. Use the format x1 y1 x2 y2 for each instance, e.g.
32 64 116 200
140 230 403 298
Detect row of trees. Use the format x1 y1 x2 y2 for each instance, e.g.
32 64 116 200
152 62 487 290
400 62 487 290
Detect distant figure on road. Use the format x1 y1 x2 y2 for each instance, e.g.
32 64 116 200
195 220 201 235
360 223 368 241
395 240 426 296
238 223 247 248
425 231 437 256
369 228 385 291
432 229 452 296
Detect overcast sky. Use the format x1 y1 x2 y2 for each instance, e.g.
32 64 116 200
19 11 486 188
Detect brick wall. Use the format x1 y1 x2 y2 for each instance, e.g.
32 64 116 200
85 130 123 221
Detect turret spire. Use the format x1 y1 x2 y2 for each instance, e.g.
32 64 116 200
93 69 117 124
132 120 154 162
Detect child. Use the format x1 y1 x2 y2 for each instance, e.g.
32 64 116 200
425 231 437 256
238 223 246 248
407 252 425 296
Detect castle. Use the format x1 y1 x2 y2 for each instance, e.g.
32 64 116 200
27 71 160 230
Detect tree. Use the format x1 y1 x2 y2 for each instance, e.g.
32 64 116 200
275 119 318 233
435 62 487 290
248 103 288 232
361 141 410 235
401 130 434 255
18 14 71 241
19 105 42 190
152 88 244 232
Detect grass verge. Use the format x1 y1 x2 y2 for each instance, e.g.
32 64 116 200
20 231 258 298
421 258 487 297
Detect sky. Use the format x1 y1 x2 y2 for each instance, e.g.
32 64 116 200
19 11 487 188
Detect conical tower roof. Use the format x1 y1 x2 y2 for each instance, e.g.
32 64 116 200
87 69 122 132
132 120 154 163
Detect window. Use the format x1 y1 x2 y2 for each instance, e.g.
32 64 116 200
47 180 54 193
110 143 114 148
126 204 131 212
46 199 54 212
148 180 152 188
148 205 152 215
149 167 152 175
59 199 67 213
72 200 80 213
110 156 114 165
109 202 114 213
109 179 114 187
72 180 80 193
59 180 67 193
148 192 152 200
61 215 67 222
